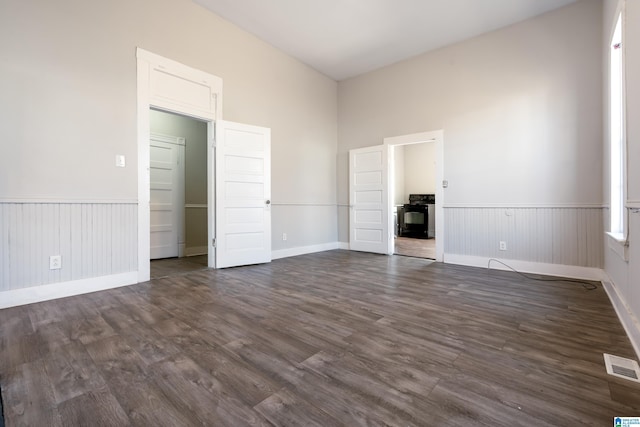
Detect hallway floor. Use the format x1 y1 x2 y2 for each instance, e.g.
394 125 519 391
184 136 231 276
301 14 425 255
394 236 436 259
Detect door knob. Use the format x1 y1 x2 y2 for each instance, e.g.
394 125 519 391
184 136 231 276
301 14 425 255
266 200 271 205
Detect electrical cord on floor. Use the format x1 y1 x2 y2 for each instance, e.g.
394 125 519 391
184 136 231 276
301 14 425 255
487 258 598 291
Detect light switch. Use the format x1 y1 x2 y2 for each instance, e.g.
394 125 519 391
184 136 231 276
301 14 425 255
442 180 449 188
116 155 126 167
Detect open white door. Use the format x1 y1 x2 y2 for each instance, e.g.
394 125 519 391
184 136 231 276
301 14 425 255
349 145 391 254
215 120 271 268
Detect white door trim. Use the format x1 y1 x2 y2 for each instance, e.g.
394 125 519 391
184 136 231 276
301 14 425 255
137 48 222 282
384 130 444 262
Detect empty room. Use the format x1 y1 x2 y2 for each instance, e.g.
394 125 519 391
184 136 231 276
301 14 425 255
1 0 639 425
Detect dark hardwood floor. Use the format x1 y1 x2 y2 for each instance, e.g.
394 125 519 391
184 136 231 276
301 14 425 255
1 250 639 426
151 254 209 279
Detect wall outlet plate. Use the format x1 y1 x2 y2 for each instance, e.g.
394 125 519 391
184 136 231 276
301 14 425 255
499 241 507 251
49 255 62 270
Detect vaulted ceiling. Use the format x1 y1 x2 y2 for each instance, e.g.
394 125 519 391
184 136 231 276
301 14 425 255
193 0 579 80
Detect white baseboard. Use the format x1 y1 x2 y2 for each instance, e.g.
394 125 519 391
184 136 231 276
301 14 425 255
184 246 208 257
603 278 640 362
443 254 606 281
272 242 340 260
338 241 350 250
0 272 138 309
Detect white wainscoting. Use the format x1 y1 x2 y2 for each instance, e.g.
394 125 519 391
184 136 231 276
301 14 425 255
443 206 604 268
0 202 138 292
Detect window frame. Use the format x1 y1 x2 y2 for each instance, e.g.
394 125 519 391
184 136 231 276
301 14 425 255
607 9 628 261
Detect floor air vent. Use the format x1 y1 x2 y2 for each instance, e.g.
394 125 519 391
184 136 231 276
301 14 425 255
604 353 640 383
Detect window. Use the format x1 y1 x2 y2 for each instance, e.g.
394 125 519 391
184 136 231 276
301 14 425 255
610 13 625 236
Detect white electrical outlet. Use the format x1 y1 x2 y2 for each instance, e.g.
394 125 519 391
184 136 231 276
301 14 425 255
282 233 287 241
499 241 507 251
49 255 62 270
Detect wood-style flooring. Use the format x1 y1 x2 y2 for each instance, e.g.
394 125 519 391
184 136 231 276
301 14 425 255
151 255 209 279
395 237 436 259
1 250 639 426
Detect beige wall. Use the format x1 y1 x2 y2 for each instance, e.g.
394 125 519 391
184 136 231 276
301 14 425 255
393 143 437 205
337 0 603 242
0 0 338 259
0 0 338 297
404 143 437 199
393 145 405 205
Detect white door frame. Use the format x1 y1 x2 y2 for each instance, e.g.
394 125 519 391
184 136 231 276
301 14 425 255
137 48 222 282
384 130 444 262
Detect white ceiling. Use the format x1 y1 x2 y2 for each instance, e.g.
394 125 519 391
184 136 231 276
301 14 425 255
193 0 578 81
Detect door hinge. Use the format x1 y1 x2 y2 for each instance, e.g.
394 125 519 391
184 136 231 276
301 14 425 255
212 238 217 248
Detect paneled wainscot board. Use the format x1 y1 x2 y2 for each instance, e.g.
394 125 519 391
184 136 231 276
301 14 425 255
444 207 603 268
0 203 137 292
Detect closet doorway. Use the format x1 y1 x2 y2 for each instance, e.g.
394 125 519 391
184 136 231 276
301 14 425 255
149 109 209 278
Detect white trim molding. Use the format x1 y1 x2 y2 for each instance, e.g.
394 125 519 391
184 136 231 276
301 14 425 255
0 272 138 309
0 199 138 204
150 133 186 146
443 203 606 209
272 242 341 260
444 253 606 281
603 278 640 361
607 231 629 261
185 246 208 257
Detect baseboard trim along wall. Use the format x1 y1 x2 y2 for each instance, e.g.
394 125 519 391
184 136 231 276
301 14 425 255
184 246 208 257
443 253 606 281
338 242 350 250
272 242 341 260
602 279 640 362
0 272 138 309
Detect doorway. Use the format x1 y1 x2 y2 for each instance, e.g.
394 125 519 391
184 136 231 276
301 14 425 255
149 109 210 278
392 143 437 259
136 48 222 282
385 130 444 262
137 49 272 282
348 130 443 261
